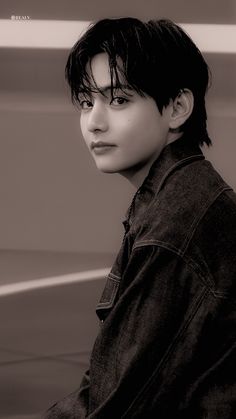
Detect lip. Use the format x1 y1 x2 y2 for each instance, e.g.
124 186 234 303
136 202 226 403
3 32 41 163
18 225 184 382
91 141 116 150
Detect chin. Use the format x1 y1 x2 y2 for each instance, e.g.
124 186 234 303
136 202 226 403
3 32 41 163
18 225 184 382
96 165 119 174
94 158 124 174
94 158 145 176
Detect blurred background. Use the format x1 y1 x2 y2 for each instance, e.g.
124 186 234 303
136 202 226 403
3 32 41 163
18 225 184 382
0 0 235 417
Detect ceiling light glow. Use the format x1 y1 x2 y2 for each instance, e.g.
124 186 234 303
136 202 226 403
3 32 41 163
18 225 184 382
0 19 235 53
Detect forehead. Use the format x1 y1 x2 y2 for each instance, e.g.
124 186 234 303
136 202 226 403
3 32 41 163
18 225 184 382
86 52 123 89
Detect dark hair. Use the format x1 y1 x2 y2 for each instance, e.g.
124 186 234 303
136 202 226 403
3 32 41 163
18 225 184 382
65 17 212 147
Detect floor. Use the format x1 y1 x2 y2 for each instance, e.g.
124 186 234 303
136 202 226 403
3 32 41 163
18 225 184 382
0 250 114 418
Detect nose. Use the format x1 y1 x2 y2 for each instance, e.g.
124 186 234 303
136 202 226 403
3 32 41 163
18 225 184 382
87 102 108 133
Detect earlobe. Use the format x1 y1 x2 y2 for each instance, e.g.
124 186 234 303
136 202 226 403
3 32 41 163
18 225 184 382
169 89 194 130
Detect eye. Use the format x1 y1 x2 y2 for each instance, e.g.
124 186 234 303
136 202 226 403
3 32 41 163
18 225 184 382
79 100 93 110
110 96 129 106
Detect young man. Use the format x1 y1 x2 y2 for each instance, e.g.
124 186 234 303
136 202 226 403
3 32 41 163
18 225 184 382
45 18 236 418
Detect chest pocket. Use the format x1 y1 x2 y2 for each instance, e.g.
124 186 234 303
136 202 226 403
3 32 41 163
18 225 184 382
96 273 121 322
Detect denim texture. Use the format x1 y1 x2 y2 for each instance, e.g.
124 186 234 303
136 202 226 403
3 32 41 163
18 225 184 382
45 136 236 418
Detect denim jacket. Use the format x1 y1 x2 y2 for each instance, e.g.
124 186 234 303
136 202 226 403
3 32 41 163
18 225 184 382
45 136 236 418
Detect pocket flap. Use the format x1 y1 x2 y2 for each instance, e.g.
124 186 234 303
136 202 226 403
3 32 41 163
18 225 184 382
96 273 120 321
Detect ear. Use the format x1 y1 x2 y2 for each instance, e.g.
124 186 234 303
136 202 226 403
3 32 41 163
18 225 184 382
169 89 194 131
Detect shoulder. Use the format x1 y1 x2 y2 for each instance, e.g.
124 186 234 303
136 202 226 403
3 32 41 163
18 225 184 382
131 159 236 295
134 158 235 253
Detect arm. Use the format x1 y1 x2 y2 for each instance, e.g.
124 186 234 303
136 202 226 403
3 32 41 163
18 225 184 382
44 244 236 418
44 370 90 418
88 244 235 418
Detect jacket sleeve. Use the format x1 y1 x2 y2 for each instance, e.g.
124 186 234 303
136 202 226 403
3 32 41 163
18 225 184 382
44 244 236 418
44 369 90 418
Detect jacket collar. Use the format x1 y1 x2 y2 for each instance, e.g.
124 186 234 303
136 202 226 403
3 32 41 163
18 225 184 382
123 135 205 230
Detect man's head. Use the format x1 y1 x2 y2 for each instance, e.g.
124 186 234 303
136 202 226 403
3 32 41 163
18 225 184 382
66 17 211 147
65 18 211 183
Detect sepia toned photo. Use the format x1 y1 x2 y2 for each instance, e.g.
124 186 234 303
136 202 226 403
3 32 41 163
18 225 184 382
0 1 235 418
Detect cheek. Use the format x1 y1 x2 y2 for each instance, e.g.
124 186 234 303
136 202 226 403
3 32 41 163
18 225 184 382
79 117 88 143
123 112 161 144
79 115 85 134
127 108 159 132
116 113 147 137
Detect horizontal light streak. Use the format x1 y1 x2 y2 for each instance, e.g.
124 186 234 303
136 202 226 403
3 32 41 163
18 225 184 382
0 19 235 53
182 24 236 54
0 19 90 49
0 267 110 297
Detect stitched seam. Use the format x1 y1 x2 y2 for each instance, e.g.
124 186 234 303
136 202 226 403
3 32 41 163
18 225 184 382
133 186 232 257
181 186 232 253
121 286 209 418
96 280 120 308
133 240 184 256
133 240 235 302
133 243 235 301
210 289 236 303
108 273 121 282
132 241 215 290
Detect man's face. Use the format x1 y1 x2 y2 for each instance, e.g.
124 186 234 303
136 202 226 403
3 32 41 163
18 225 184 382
79 53 173 180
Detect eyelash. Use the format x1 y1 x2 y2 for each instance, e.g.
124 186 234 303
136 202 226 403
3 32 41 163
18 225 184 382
110 96 129 106
79 100 93 110
78 96 129 110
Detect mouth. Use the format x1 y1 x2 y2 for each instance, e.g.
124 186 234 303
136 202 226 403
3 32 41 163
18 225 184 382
91 141 116 150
